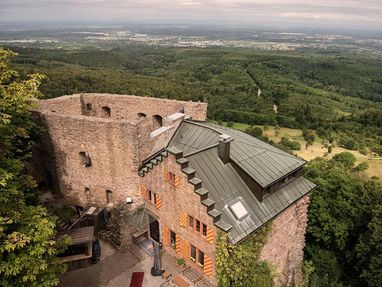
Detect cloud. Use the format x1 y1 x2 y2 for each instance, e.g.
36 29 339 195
0 0 381 28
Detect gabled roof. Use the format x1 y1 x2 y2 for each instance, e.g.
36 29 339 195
186 146 315 243
162 121 315 243
168 121 306 187
169 121 219 155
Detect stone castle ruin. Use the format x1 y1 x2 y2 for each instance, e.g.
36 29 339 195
33 93 207 208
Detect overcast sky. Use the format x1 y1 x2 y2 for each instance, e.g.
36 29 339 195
1 0 381 29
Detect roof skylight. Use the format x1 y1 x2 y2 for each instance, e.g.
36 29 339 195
229 200 249 221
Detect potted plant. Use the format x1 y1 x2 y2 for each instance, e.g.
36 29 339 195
176 258 186 267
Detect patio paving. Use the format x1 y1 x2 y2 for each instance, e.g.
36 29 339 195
59 239 193 287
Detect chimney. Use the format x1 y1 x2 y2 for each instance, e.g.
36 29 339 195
218 134 233 164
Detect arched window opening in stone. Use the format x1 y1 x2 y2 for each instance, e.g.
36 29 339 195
101 106 111 118
106 190 113 204
153 115 163 129
79 151 92 167
138 112 147 119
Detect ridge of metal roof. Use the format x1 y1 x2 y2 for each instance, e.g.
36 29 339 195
168 121 307 187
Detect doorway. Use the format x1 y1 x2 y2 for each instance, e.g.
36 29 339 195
149 217 160 242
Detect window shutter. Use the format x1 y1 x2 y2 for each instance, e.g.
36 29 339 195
179 212 188 227
203 254 213 277
140 184 147 200
175 235 181 255
206 227 215 244
162 226 170 247
181 238 189 260
174 175 180 188
163 170 169 182
155 194 162 210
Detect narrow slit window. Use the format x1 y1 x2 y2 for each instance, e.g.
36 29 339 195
106 190 112 204
170 231 176 248
190 244 196 261
202 224 207 237
196 220 200 232
198 250 204 267
79 152 92 167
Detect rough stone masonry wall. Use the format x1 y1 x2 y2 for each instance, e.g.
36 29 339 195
34 94 208 207
79 93 208 121
37 113 141 207
141 152 218 284
259 195 310 287
37 93 208 122
36 95 82 116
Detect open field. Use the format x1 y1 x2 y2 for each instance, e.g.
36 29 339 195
212 121 382 179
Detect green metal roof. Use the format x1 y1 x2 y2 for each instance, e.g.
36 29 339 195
169 121 219 155
186 146 315 244
169 121 306 187
164 121 316 243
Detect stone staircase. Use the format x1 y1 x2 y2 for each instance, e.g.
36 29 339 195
182 266 203 284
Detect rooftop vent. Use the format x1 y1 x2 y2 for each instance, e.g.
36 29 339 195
218 134 233 164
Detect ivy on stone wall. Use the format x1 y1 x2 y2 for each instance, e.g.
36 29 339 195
215 223 274 287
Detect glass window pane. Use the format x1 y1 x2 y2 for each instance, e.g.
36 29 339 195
202 224 207 236
190 244 196 260
196 220 200 232
198 250 204 266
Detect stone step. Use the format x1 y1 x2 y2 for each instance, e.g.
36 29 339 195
176 157 189 168
201 198 215 211
208 209 222 222
182 167 196 179
188 177 202 189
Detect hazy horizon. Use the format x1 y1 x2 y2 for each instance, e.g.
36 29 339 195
1 0 381 31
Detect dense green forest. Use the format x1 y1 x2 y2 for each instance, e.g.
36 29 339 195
7 45 382 156
304 153 382 287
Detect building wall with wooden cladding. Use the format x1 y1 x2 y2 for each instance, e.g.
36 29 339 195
140 151 218 281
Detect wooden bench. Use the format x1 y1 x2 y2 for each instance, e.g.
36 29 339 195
172 275 189 287
162 271 172 281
